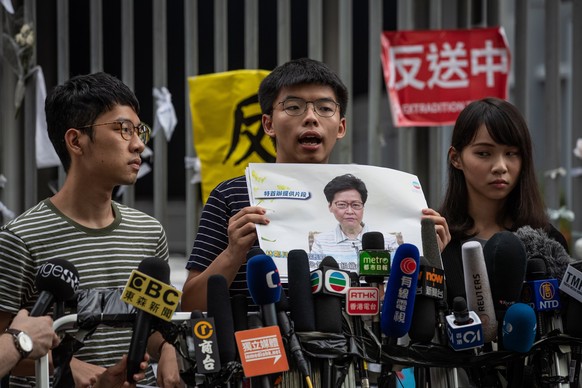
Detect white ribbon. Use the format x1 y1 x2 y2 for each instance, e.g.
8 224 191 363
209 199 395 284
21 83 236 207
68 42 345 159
574 138 582 160
33 67 61 168
152 86 177 141
184 156 201 184
0 0 14 13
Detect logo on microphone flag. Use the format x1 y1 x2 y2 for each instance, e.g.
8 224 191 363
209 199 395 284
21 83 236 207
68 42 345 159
235 326 289 377
324 270 350 294
310 270 323 293
400 257 418 275
121 269 182 321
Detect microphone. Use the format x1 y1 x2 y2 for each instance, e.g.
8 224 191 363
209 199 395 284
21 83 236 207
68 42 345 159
445 296 484 351
126 257 171 382
360 231 390 340
461 241 498 343
207 274 237 365
247 253 282 327
231 293 249 332
483 231 527 342
275 290 312 384
502 303 537 353
31 259 80 316
380 243 420 339
312 256 348 334
287 249 316 332
408 256 437 343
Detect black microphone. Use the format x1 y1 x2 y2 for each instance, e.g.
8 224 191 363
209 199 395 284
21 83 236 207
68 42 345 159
231 293 249 332
127 257 170 382
287 249 316 332
276 290 312 385
483 231 527 346
247 253 282 327
31 259 80 316
359 231 390 340
207 274 237 365
408 256 438 343
313 256 346 334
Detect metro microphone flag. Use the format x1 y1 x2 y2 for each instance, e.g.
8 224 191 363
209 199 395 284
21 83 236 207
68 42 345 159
126 257 171 382
359 231 391 277
247 253 282 327
381 243 420 338
287 249 316 331
31 258 80 316
461 241 498 343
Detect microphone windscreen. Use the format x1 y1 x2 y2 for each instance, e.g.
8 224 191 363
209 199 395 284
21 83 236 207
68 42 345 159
137 257 170 284
362 231 384 250
287 249 316 331
207 274 236 363
525 257 547 281
514 226 573 281
461 241 498 343
502 303 537 353
321 256 337 267
381 243 420 338
35 259 80 301
421 218 443 269
408 257 437 343
247 254 282 305
247 247 265 261
231 294 249 332
484 231 527 316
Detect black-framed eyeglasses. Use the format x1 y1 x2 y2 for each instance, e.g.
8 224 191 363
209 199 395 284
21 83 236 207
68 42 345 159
277 97 339 118
334 201 364 210
77 120 151 144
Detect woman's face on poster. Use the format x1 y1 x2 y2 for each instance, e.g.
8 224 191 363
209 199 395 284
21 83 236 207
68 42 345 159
329 189 365 229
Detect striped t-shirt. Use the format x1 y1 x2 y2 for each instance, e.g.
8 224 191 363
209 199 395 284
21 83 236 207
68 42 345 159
0 198 169 387
187 176 256 299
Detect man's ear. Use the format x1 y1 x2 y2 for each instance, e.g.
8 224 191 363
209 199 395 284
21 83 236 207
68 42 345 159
64 128 83 155
262 114 275 138
449 146 462 169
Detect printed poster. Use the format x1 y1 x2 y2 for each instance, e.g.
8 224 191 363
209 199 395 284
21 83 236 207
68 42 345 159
246 163 428 280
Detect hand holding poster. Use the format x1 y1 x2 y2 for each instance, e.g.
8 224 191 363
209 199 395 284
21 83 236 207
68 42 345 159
246 163 428 280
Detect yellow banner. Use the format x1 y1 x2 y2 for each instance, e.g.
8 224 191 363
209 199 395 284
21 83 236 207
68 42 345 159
121 269 182 322
188 70 276 202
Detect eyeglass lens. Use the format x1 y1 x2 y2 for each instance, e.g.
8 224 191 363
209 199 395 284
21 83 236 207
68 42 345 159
282 98 338 117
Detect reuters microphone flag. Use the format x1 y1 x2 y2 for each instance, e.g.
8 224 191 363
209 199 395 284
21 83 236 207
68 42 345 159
188 70 276 203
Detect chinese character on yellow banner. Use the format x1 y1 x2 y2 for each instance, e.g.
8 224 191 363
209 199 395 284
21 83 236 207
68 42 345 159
189 70 276 202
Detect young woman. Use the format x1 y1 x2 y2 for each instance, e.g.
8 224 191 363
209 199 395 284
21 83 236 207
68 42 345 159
439 97 568 305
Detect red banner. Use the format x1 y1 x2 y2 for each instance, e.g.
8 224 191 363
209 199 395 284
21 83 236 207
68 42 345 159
381 27 511 127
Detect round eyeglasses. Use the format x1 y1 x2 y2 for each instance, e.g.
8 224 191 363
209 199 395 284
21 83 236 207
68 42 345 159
277 97 339 118
334 201 364 210
77 120 151 144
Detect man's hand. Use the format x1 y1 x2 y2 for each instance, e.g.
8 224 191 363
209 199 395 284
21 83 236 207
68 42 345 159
225 206 269 260
94 354 149 388
422 208 451 252
70 357 106 388
9 309 60 359
156 342 183 388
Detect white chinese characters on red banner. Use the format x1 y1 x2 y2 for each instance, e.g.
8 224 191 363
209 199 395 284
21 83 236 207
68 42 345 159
381 27 511 127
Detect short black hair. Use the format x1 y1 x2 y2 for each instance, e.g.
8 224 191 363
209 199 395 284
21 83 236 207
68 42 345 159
258 58 348 118
323 174 368 203
45 72 140 172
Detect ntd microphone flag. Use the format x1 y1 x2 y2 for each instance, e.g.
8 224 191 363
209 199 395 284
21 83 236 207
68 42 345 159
121 269 182 321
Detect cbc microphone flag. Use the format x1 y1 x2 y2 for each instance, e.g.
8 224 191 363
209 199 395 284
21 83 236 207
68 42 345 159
188 70 276 203
246 163 428 281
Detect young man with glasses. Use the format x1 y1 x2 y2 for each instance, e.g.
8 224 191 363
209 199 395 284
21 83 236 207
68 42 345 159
0 72 181 387
181 58 348 311
311 174 399 260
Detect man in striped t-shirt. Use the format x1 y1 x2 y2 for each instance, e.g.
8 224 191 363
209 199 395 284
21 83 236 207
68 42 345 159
182 58 349 311
0 73 180 387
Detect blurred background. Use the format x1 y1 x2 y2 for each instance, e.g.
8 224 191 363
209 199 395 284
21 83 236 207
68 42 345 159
2 0 582 273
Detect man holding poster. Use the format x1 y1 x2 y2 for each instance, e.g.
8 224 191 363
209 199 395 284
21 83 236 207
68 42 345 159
181 58 450 311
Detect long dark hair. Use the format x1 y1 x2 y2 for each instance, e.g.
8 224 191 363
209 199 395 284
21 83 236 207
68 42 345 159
439 97 549 240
